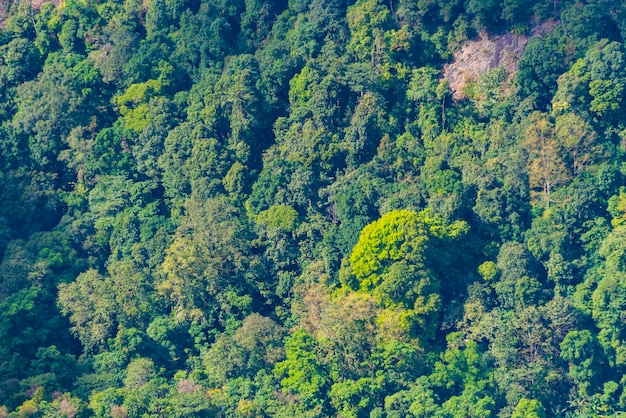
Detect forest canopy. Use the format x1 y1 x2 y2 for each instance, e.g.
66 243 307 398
2 0 626 416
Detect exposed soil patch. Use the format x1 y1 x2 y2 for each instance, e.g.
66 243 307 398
0 0 60 27
443 20 559 100
0 0 12 24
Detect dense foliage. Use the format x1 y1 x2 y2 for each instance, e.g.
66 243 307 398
2 0 626 416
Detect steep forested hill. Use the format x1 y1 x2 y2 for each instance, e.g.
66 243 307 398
1 0 626 416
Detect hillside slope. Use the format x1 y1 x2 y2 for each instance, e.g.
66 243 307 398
0 0 626 416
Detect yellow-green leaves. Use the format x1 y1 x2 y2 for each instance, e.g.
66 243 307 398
347 0 391 64
349 209 467 292
350 209 425 289
478 261 498 281
256 205 300 233
524 113 569 208
116 62 173 133
343 209 468 339
608 187 626 229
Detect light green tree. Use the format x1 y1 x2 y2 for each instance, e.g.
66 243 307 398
344 209 467 339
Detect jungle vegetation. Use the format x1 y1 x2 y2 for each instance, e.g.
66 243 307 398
2 0 626 416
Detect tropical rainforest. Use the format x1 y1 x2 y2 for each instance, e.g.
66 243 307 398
2 0 626 416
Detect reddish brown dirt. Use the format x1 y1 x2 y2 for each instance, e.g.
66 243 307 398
443 20 559 100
